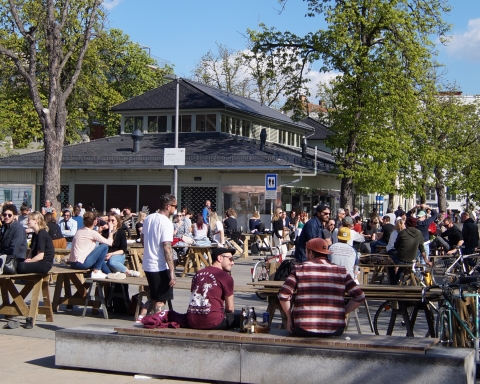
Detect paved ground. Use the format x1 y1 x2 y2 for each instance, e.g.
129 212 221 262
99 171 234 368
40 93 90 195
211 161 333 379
0 255 452 382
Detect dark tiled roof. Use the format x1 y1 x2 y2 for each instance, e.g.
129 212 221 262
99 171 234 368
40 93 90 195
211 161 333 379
112 79 313 131
301 117 333 140
0 132 336 173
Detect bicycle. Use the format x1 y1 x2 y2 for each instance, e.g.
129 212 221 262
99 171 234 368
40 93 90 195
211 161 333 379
423 276 480 361
373 261 437 336
251 255 278 300
430 246 480 285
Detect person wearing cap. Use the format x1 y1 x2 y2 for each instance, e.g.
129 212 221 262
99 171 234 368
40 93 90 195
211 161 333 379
279 238 365 337
440 216 464 255
395 205 405 218
389 217 431 284
407 204 437 262
328 227 358 279
187 247 239 330
58 209 78 249
77 203 85 216
294 204 331 262
342 216 365 251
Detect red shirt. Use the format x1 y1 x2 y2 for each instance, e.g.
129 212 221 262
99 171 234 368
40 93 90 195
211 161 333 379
279 258 365 333
187 266 234 329
353 223 362 233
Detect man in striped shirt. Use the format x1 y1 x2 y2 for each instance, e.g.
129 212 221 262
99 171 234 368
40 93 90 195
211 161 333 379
279 238 365 337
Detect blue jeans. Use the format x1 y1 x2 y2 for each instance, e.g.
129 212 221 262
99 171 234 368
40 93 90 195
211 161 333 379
70 243 110 274
416 243 430 265
107 254 127 273
370 240 386 254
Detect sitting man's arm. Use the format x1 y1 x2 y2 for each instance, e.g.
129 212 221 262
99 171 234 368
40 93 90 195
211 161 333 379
225 295 234 313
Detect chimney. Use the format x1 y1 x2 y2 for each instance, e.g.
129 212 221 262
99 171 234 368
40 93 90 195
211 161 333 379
131 128 144 153
301 136 307 158
260 128 267 151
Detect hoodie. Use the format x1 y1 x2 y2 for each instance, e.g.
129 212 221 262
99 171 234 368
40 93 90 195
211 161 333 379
462 218 479 250
394 227 425 263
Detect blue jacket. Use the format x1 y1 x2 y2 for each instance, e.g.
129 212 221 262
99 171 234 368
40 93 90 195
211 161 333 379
294 216 326 262
0 220 27 259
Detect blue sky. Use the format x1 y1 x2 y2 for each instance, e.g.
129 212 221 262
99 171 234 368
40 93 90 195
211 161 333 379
105 0 480 96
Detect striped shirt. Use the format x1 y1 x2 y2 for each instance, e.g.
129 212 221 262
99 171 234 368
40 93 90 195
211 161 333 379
278 258 365 333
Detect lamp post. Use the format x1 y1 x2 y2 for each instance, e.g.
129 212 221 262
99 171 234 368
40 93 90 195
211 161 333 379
164 74 180 198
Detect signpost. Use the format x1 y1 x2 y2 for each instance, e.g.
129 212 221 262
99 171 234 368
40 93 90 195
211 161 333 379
265 174 277 200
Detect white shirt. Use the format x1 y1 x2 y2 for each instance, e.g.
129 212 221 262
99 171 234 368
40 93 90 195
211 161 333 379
58 218 78 238
347 229 365 246
387 230 399 252
213 220 224 245
328 242 358 278
142 213 174 272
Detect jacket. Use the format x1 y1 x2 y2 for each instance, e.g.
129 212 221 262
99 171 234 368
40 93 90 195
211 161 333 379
0 220 27 259
408 210 438 241
294 216 326 262
394 227 425 263
462 218 479 250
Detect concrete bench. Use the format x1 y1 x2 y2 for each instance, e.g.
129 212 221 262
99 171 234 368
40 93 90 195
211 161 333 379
55 325 475 384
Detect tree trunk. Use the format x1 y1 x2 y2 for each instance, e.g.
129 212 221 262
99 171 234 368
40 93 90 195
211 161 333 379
42 105 67 213
434 167 447 212
340 177 354 211
388 193 394 210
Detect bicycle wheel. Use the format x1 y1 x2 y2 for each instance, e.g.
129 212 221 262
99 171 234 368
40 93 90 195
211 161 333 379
374 300 431 337
374 300 409 336
435 307 451 346
253 263 268 300
431 258 456 285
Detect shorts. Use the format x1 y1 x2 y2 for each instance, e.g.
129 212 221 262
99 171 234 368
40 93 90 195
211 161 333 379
144 270 174 302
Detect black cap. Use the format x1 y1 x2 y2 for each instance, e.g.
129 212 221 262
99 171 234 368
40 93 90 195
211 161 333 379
315 204 329 213
211 247 235 260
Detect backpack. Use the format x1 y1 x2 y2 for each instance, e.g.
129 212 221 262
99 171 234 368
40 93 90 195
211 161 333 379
251 242 260 255
274 259 301 281
428 222 437 235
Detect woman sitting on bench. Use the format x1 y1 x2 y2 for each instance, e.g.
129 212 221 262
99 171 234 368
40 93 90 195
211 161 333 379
17 211 54 274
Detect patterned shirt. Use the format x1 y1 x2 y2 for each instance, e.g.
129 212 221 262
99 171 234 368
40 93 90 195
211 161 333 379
278 258 365 333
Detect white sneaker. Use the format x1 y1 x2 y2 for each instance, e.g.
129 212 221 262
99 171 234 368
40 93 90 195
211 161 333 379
107 272 127 280
90 270 108 279
127 270 141 277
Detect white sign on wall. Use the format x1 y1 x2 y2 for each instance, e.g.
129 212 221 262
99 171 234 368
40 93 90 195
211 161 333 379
164 148 185 165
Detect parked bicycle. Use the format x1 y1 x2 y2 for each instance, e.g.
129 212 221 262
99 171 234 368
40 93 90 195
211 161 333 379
251 255 278 300
423 276 480 361
430 246 480 285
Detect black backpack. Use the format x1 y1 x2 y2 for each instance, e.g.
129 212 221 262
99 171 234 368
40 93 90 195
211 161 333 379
251 242 260 255
274 259 301 281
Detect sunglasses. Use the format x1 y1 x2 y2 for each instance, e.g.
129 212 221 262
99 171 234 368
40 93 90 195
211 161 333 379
2 213 13 218
321 212 330 215
222 255 233 260
170 204 178 208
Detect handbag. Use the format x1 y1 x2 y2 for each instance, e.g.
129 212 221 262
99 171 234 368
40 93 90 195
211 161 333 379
3 256 17 275
182 235 194 245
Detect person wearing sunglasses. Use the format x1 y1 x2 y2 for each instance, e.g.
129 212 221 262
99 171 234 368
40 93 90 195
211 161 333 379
187 247 239 330
0 203 27 274
58 209 78 249
101 213 140 279
294 204 332 263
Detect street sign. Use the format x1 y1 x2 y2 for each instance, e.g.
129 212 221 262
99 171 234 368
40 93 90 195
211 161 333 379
164 148 185 165
265 173 277 200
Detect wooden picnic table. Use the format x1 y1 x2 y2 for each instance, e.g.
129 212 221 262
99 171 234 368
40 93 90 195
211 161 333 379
243 232 272 257
178 245 216 277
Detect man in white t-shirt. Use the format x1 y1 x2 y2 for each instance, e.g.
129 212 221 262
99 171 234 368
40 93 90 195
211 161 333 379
140 193 177 318
328 227 358 278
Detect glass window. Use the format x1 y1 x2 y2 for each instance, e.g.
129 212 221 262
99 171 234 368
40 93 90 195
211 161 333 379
124 117 134 133
221 115 228 132
135 117 143 131
205 114 216 131
147 116 158 132
278 130 285 144
426 187 436 201
172 115 192 133
288 132 294 146
241 120 250 137
196 115 206 132
158 116 167 132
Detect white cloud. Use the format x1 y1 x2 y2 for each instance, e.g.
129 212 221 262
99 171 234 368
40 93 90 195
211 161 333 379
103 0 123 11
305 69 340 98
444 18 480 62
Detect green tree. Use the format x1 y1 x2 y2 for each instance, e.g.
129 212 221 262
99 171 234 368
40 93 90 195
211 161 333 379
0 0 104 211
250 0 451 209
